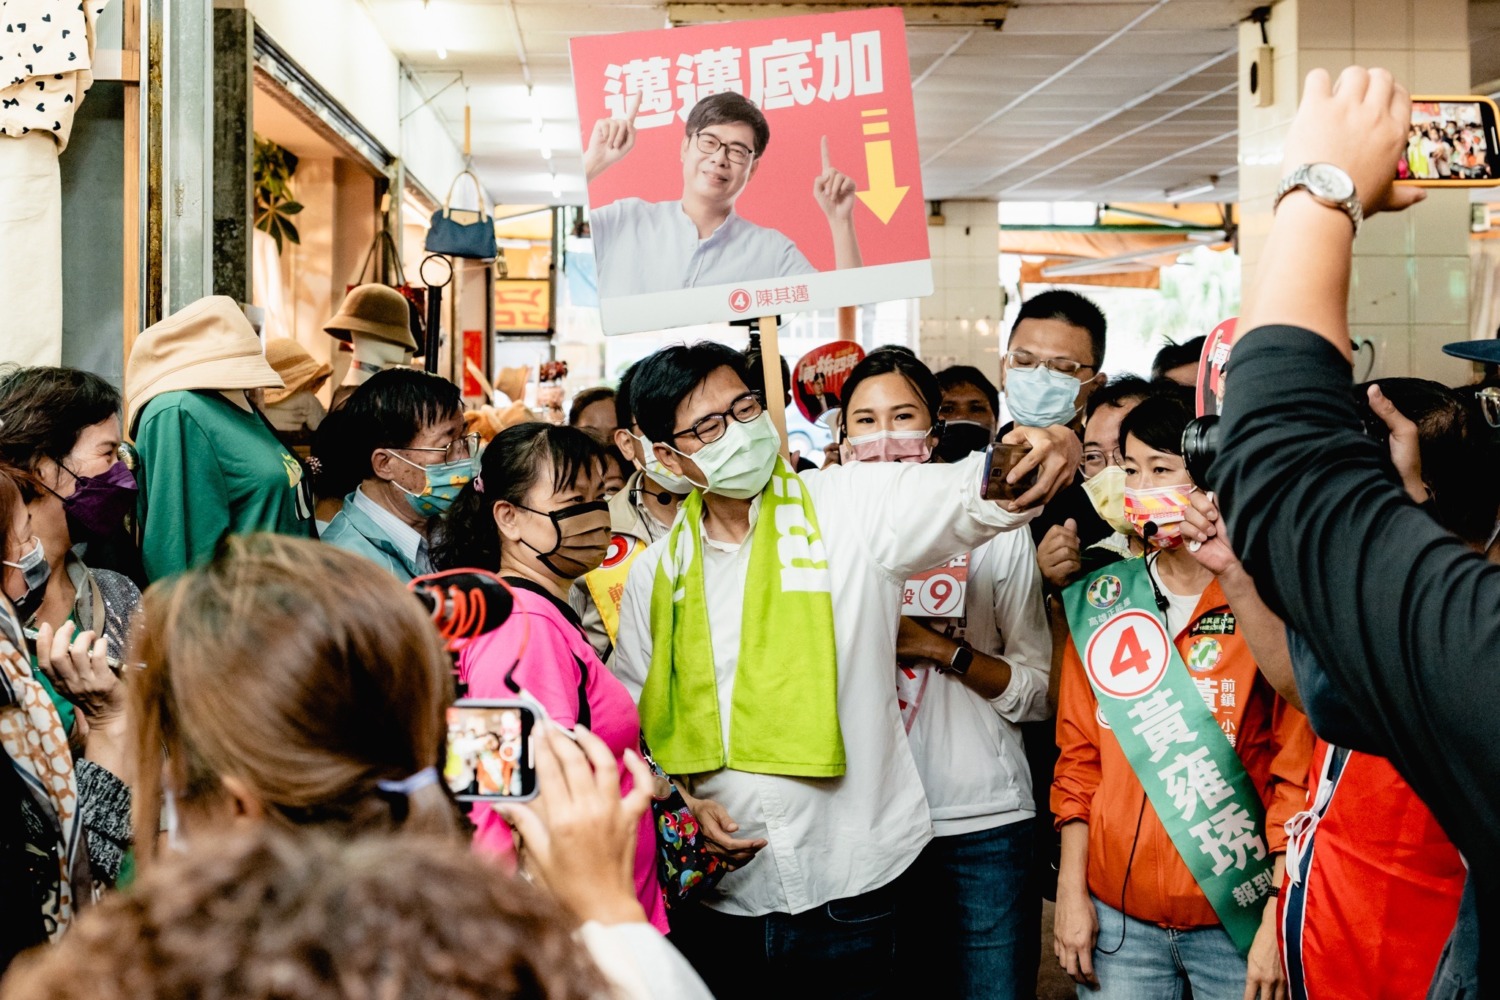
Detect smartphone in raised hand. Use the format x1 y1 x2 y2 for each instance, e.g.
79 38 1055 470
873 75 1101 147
981 443 1041 503
444 700 540 802
1396 96 1500 187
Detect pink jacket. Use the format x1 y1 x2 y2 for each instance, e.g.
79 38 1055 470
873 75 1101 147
460 585 669 933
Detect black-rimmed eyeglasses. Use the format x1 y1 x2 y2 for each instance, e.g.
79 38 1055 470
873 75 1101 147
695 131 755 166
671 392 763 445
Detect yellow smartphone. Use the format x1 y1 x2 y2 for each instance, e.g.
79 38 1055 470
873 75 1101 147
1396 96 1500 187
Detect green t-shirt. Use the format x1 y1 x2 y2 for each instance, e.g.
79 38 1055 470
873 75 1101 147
31 657 76 734
135 390 313 582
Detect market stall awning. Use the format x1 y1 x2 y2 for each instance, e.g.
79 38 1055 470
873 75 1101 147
1002 202 1234 288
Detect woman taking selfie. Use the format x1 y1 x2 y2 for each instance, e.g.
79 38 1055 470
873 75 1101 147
837 349 1051 999
121 531 704 997
432 423 669 933
1050 385 1308 1000
129 534 460 855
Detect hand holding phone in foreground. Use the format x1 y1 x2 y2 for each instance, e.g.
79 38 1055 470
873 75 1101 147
1280 67 1425 217
496 724 653 926
988 424 1083 512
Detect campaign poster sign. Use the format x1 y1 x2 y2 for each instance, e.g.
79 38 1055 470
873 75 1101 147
793 341 865 422
570 7 932 335
1196 317 1235 418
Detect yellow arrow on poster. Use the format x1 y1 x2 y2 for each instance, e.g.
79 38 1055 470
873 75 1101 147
856 109 909 224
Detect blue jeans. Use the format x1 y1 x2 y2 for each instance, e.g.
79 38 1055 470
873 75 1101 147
669 877 902 1000
897 819 1034 1000
1085 898 1246 1000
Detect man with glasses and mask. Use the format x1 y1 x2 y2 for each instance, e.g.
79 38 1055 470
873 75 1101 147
321 369 474 582
612 342 1080 999
996 291 1111 550
583 91 861 300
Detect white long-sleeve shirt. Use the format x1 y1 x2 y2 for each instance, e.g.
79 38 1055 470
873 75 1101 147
613 451 1037 917
903 532 1052 838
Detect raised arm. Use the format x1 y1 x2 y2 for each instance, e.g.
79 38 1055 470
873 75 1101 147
1209 67 1500 875
812 136 863 270
583 94 641 185
1236 67 1423 358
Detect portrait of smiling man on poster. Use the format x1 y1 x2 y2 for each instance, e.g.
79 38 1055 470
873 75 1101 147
585 90 861 300
570 7 932 335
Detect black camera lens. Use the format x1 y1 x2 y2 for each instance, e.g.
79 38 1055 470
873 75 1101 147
1182 415 1221 487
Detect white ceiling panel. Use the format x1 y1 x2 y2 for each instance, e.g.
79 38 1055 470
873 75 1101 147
360 0 1500 206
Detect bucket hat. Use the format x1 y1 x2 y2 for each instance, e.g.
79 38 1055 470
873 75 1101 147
324 284 418 350
263 338 333 404
1442 336 1500 365
125 295 283 435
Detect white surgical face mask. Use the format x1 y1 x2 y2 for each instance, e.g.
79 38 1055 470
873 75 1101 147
666 412 781 500
634 432 696 495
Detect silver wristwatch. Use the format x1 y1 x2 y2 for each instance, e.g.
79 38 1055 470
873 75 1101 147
1273 163 1362 236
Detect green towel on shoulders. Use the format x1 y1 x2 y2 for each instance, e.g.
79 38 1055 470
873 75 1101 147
641 458 843 777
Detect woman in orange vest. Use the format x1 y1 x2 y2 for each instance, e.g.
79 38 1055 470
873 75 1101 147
1051 384 1310 999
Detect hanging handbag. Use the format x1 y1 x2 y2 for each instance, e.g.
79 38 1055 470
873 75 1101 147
349 229 426 342
639 737 728 908
425 170 498 261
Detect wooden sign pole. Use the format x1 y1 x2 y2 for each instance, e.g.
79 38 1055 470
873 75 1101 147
758 315 792 461
837 305 857 341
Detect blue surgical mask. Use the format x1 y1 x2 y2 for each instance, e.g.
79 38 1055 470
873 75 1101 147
386 453 474 519
2 535 50 622
1006 366 1084 427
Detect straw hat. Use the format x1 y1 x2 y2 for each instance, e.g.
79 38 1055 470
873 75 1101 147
263 338 333 405
324 284 418 350
125 296 283 435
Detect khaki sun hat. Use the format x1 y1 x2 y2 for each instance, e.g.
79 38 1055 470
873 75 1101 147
125 295 283 435
263 338 333 405
324 284 418 350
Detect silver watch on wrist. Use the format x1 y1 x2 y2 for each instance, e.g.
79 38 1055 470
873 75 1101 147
1273 163 1363 236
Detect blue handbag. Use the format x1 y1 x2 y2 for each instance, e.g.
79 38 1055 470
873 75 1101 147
425 170 497 261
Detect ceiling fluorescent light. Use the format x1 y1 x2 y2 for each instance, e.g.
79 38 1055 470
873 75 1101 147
527 86 544 134
422 0 447 60
1163 177 1217 201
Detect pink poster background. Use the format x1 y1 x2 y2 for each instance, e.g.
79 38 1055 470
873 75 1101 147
569 6 929 275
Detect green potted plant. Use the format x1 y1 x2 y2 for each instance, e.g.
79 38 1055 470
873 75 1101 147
254 136 303 252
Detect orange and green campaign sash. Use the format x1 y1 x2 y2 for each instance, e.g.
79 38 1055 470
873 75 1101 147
583 533 644 645
1063 557 1274 954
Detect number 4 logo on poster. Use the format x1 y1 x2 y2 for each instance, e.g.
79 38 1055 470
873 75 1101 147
1085 610 1171 700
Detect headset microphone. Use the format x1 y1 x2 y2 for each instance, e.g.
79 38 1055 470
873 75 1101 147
631 485 675 505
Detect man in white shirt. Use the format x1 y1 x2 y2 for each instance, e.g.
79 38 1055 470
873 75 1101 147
612 343 1080 999
584 92 862 300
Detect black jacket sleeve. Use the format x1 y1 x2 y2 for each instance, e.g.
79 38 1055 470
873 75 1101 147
1209 326 1500 890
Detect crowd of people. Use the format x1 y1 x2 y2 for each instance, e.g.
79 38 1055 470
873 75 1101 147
1401 118 1493 181
0 66 1497 1000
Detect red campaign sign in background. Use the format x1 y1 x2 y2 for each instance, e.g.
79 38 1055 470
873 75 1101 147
1196 317 1235 418
793 340 865 422
569 6 928 274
